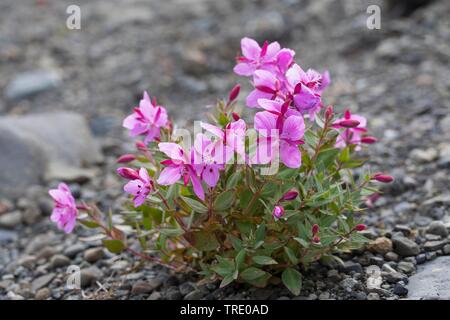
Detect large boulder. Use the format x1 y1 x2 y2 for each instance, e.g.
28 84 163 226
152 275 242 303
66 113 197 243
0 112 103 198
407 256 450 299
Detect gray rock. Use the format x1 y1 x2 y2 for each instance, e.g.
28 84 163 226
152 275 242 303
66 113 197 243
147 291 162 300
184 289 205 300
131 278 162 295
385 252 399 262
393 282 408 296
63 243 86 258
179 282 196 296
35 288 51 300
397 261 416 275
367 292 380 300
342 261 363 274
443 244 450 255
408 256 450 299
416 253 427 264
423 240 446 251
18 255 37 269
0 229 18 242
31 273 55 292
84 247 104 263
49 255 71 269
392 236 420 256
0 211 22 228
80 266 103 288
5 69 61 100
426 221 448 238
0 113 103 198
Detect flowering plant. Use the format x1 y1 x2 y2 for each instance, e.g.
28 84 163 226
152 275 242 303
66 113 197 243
49 37 392 295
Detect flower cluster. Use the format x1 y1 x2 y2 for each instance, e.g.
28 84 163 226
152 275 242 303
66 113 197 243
48 37 394 295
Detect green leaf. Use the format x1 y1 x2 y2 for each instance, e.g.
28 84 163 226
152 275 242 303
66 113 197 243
220 274 235 288
212 256 235 277
102 239 125 254
293 237 310 248
282 268 302 296
180 196 208 214
317 148 340 168
235 250 246 271
284 246 299 264
252 256 277 265
213 190 235 211
226 171 242 189
192 231 219 251
338 147 350 163
79 220 101 229
240 267 267 281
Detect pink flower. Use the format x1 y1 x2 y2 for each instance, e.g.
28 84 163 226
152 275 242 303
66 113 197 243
332 109 367 151
123 91 168 143
48 183 78 233
253 111 305 168
192 133 224 188
272 205 285 219
157 143 205 200
286 64 329 118
119 167 154 207
200 119 247 160
281 190 299 201
234 38 281 76
246 70 282 108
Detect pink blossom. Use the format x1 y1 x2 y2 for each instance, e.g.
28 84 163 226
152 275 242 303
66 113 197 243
48 183 78 233
200 119 246 160
123 91 168 143
246 70 282 108
234 38 281 76
272 205 285 219
253 111 305 168
157 143 205 200
119 167 154 207
332 109 367 151
192 133 224 188
286 64 329 118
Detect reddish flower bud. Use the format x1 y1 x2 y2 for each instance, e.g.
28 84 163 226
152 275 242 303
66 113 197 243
272 206 285 219
116 154 136 163
312 224 319 235
312 236 321 243
117 167 140 180
361 136 378 144
281 190 299 201
372 173 394 183
228 84 241 103
232 112 241 121
353 224 366 232
135 141 147 151
337 119 360 128
325 105 334 120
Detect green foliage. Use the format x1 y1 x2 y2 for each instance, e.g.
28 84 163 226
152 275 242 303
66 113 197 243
79 106 378 296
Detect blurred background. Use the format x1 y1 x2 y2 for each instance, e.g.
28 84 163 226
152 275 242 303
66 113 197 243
0 0 449 300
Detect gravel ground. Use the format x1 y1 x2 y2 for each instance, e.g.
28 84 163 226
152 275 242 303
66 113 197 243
1 0 450 300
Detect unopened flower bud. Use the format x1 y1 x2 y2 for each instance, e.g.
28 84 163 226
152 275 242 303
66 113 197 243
325 105 334 120
116 154 136 163
338 119 360 128
117 167 140 180
136 141 147 151
361 136 378 144
232 112 241 121
228 84 241 103
272 206 285 219
312 236 321 243
312 224 319 235
281 190 298 201
372 173 394 183
353 224 366 232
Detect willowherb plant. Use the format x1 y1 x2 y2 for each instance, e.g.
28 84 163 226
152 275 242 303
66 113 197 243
49 37 393 295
